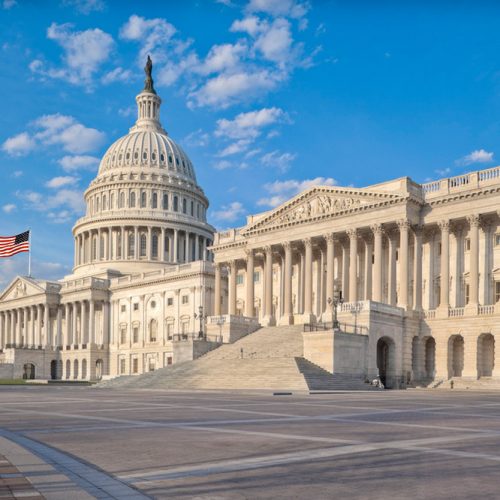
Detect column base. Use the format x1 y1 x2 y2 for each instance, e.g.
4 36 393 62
278 314 294 326
261 315 276 327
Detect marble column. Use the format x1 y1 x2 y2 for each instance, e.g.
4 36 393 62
160 227 165 262
388 232 398 306
228 260 237 316
438 220 450 309
371 224 383 302
263 246 274 325
303 238 314 321
245 249 255 317
173 229 179 263
44 304 50 347
214 263 222 316
81 300 87 346
72 302 78 347
121 226 126 259
89 300 95 345
56 306 62 348
103 301 109 345
64 303 70 348
281 242 293 324
36 304 42 346
0 312 4 348
134 227 139 259
364 235 373 301
468 214 480 306
398 220 410 309
413 225 423 311
341 241 349 301
185 231 190 263
325 234 335 304
348 229 358 303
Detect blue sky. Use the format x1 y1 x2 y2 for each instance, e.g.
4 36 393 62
1 0 499 286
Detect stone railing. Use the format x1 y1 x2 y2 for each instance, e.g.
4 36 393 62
339 300 404 317
422 166 500 199
449 307 465 317
208 314 259 326
423 310 436 319
479 305 495 315
304 322 368 335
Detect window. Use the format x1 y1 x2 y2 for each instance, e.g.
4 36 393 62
166 323 173 339
110 193 114 209
253 271 260 283
120 358 126 374
132 358 139 374
495 234 500 246
149 320 157 342
167 297 173 306
130 191 136 208
119 192 125 208
152 192 158 209
182 198 187 214
236 274 244 285
141 191 147 208
163 193 168 210
152 234 158 259
120 327 127 344
133 303 139 311
99 236 104 259
102 195 107 210
182 295 189 305
133 326 139 343
173 196 178 211
465 284 470 304
149 360 155 372
190 200 194 216
150 300 156 309
96 197 100 212
496 282 500 303
120 304 126 313
128 233 135 258
140 233 147 257
465 238 471 251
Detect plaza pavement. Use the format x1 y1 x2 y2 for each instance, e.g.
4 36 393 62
1 387 500 499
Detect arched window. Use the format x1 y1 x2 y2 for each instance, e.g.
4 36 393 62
96 197 100 212
140 233 147 257
103 194 107 210
130 191 136 208
119 192 124 208
190 200 194 216
65 360 71 380
128 233 135 258
149 319 157 342
110 193 114 209
182 198 187 214
152 234 158 259
173 196 178 212
99 235 104 259
163 193 168 210
73 359 79 380
141 191 147 208
152 192 158 209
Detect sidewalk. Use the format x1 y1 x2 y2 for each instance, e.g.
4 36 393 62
0 451 44 499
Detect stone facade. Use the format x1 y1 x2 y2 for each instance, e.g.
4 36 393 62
210 172 500 388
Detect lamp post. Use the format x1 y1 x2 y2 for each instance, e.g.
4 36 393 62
194 305 207 339
327 286 343 330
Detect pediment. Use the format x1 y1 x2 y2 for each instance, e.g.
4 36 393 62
0 276 46 302
242 186 406 234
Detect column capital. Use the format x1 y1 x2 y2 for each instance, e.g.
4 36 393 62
263 245 273 254
467 214 480 227
282 241 292 251
397 219 411 230
303 238 312 248
412 224 424 238
437 220 450 232
346 228 358 239
245 248 254 258
370 223 384 235
324 233 335 243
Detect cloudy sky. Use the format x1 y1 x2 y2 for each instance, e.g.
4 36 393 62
1 0 499 286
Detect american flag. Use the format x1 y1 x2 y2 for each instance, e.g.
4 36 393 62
0 231 30 258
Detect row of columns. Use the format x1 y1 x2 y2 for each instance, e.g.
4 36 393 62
75 227 212 266
213 214 487 323
0 300 109 350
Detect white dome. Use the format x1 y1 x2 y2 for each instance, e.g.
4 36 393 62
99 130 197 183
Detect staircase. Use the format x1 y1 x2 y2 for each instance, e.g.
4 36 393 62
99 325 380 392
437 376 500 390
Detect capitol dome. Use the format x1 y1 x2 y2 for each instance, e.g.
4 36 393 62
72 58 214 275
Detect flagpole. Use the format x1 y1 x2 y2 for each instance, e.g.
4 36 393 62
28 227 32 278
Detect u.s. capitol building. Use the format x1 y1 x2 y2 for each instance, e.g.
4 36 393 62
1 62 500 389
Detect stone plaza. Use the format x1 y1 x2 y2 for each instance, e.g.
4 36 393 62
1 386 500 499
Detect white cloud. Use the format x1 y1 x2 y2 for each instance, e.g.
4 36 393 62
11 170 23 178
246 0 310 19
2 203 16 213
183 129 209 148
118 106 135 118
457 149 494 166
260 150 296 172
254 18 294 65
1 132 36 156
30 23 114 88
198 41 247 75
0 259 68 287
257 176 338 207
213 160 233 170
2 0 16 9
230 16 262 36
434 167 451 177
17 188 85 219
62 0 105 14
45 176 78 188
27 114 106 154
215 107 288 140
217 139 251 157
58 155 100 172
102 67 132 84
188 69 283 109
211 201 246 222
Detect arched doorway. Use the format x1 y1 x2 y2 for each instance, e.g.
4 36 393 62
22 363 35 380
478 333 495 378
73 359 79 380
377 337 395 388
448 335 464 378
424 337 436 379
81 359 88 380
65 360 71 379
411 336 419 380
96 359 103 380
50 360 58 380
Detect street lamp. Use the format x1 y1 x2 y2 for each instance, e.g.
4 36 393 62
327 286 343 330
194 305 207 339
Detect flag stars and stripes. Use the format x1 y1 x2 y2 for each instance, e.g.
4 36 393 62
0 231 30 257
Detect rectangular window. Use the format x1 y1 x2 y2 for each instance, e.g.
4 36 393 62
495 234 500 246
182 295 189 305
120 304 126 313
120 358 126 374
496 282 500 303
465 238 471 251
166 323 173 339
465 284 470 304
167 297 173 306
133 327 139 343
236 274 244 285
133 303 139 311
253 271 260 283
132 358 139 374
120 328 127 344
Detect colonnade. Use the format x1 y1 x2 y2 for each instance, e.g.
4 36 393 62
213 214 493 324
0 300 109 350
74 226 212 266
